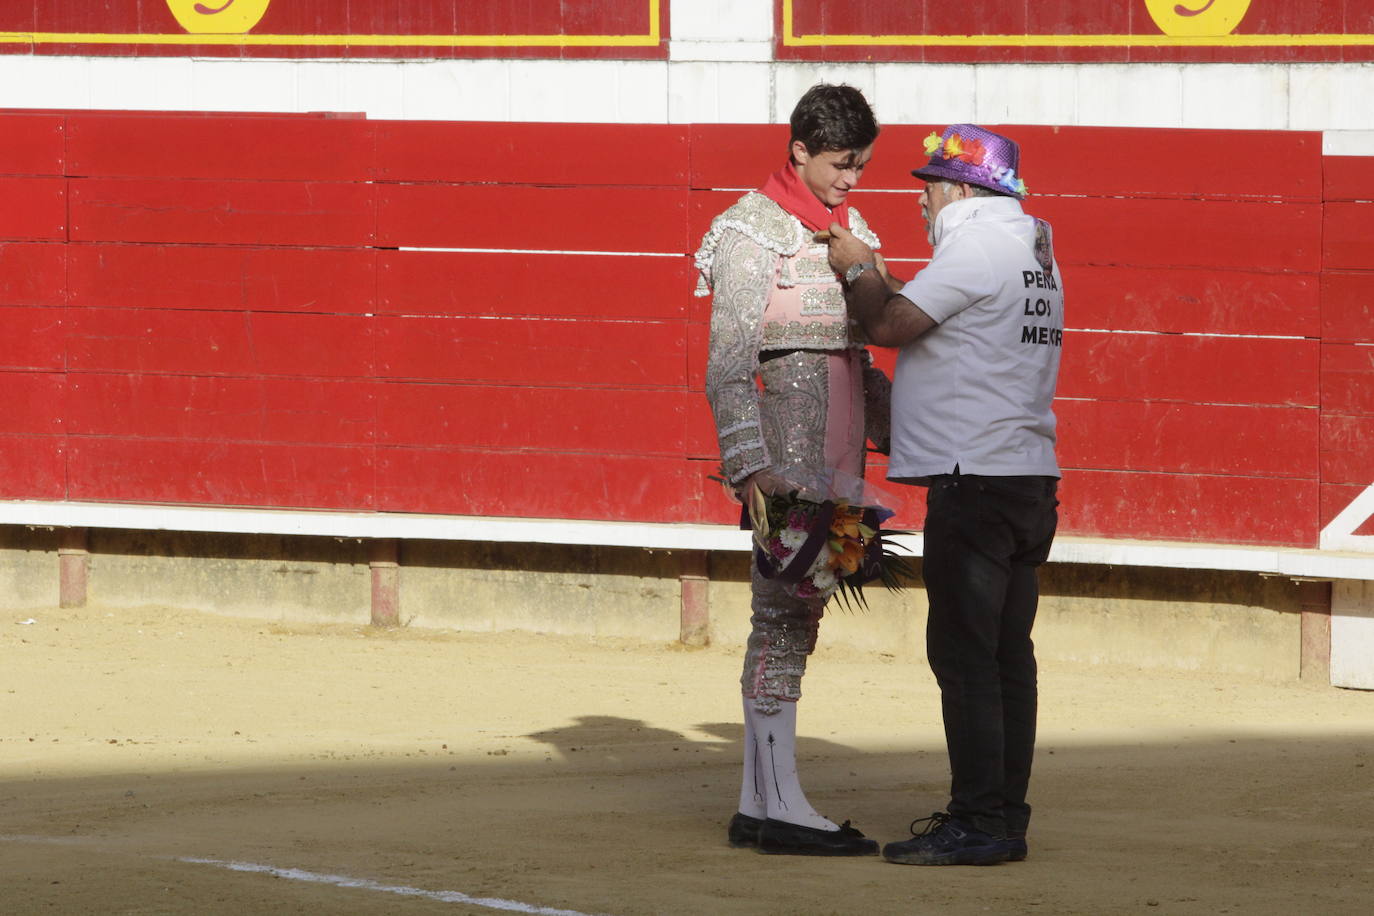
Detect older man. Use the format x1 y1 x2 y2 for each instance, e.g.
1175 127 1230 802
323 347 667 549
827 124 1063 866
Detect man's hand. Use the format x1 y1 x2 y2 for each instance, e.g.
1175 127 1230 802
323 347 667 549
825 222 873 277
873 251 905 292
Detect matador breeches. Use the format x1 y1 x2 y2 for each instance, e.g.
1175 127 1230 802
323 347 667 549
738 348 864 715
740 564 827 714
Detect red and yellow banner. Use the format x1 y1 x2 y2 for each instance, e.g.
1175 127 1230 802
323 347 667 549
0 0 666 59
779 0 1374 63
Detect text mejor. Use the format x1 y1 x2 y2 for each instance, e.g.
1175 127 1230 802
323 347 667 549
1020 269 1062 347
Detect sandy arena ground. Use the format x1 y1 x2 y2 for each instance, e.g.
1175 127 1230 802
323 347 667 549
1 602 1371 915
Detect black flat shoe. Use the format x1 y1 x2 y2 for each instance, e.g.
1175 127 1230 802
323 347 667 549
728 812 764 848
757 818 879 856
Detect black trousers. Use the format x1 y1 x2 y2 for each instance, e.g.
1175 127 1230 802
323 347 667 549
921 471 1059 837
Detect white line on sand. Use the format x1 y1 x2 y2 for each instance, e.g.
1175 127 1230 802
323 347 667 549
178 857 612 916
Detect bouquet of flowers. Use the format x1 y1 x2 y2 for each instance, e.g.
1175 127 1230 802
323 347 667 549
747 467 913 608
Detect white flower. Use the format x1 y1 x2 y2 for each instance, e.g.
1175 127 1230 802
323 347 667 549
809 565 837 593
779 527 808 551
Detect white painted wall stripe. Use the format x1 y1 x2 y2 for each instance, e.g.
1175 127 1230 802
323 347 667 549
2 55 1374 131
178 857 612 916
4 500 1373 579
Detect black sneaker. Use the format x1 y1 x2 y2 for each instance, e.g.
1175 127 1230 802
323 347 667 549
1005 832 1028 862
882 812 1010 866
758 818 879 856
727 812 763 848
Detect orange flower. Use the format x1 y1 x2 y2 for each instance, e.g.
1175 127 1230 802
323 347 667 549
835 538 865 575
957 138 986 165
829 506 863 539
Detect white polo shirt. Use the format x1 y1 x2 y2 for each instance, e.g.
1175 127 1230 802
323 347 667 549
889 195 1063 482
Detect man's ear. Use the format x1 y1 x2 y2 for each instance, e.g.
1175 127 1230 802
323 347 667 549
790 139 810 165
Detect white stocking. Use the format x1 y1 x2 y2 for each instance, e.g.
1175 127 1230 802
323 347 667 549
737 698 767 818
744 700 837 831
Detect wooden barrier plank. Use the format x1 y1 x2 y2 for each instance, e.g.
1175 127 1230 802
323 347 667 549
692 191 1322 271
1323 155 1374 201
688 277 713 323
1323 202 1374 270
66 115 375 181
694 465 743 526
1322 270 1374 344
376 448 702 522
689 124 1322 201
378 250 690 319
375 315 686 388
0 242 65 307
1321 343 1374 416
685 320 709 392
1015 126 1321 201
0 113 66 176
1058 332 1319 407
0 371 64 435
0 434 65 500
67 244 377 314
684 394 719 461
65 374 378 445
689 124 805 190
375 122 689 186
376 184 687 252
1320 414 1374 485
376 384 691 455
1057 400 1318 478
67 438 376 509
65 309 375 379
942 195 1320 269
0 306 65 370
69 179 376 247
0 177 66 241
1059 469 1318 547
1068 266 1319 337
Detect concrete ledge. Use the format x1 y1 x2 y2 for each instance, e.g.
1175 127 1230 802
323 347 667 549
2 500 1373 581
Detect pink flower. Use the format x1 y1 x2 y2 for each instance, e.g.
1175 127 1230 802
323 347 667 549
767 536 791 560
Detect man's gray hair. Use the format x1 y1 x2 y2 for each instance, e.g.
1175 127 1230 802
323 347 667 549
931 178 1008 199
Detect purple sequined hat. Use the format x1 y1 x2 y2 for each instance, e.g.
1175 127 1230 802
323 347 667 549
912 123 1028 199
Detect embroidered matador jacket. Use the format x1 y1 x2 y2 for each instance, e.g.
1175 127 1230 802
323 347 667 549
695 191 892 486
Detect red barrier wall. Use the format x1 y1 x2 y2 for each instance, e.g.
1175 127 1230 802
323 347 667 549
1 111 1368 547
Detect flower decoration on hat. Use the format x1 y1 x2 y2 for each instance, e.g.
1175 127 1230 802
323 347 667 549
991 166 1028 196
919 126 1029 198
925 130 989 165
956 137 987 166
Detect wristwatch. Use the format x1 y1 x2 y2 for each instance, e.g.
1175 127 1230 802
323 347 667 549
844 262 877 285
